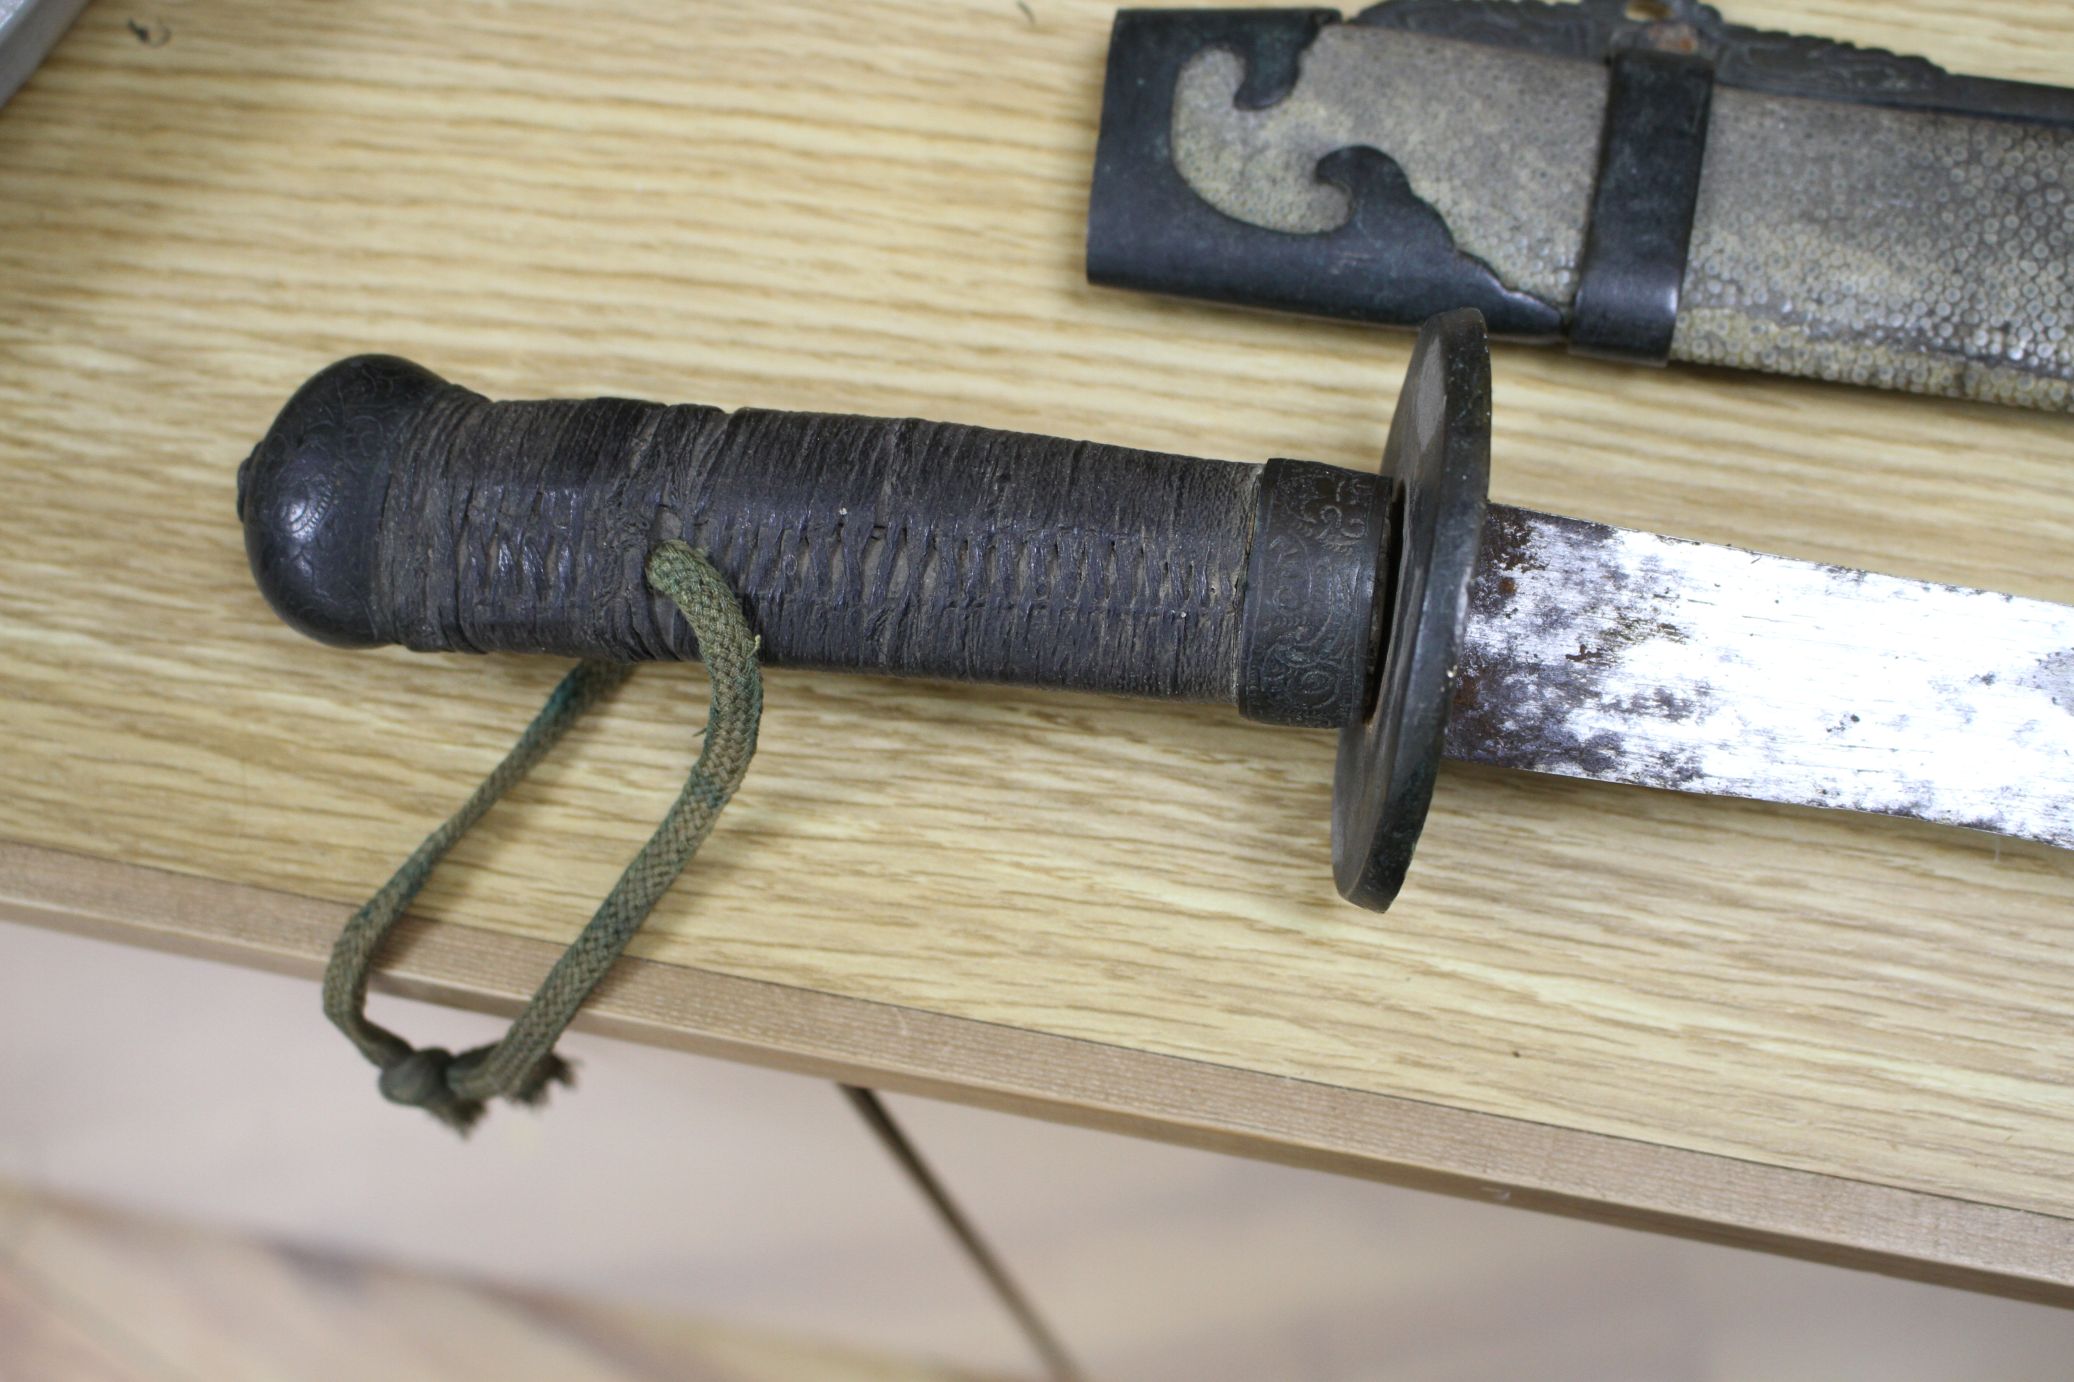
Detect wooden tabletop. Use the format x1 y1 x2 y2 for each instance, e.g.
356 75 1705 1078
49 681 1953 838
4 0 2072 1301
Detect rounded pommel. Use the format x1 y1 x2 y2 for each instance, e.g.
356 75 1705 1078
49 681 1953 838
237 355 459 647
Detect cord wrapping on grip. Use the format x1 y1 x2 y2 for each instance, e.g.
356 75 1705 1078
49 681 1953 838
372 387 1263 706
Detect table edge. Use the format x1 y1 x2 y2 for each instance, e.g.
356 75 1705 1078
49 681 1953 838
3 839 2067 1304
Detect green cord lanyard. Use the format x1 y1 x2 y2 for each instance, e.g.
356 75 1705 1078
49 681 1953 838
321 542 762 1132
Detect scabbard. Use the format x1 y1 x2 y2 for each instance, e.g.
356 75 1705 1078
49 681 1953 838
1087 1 2074 410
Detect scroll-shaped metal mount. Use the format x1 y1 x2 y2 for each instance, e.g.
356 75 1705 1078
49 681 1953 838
1333 310 1490 909
1085 7 1567 342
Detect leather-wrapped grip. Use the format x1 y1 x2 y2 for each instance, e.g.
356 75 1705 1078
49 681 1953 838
239 355 1370 715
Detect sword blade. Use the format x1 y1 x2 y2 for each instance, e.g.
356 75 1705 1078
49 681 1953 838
1444 506 2074 847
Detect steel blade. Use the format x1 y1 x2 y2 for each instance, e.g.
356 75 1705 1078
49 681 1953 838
1444 506 2074 847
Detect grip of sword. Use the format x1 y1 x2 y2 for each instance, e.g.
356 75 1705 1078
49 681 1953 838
238 355 1381 726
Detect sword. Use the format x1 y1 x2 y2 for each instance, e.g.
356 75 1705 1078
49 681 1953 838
235 313 2074 910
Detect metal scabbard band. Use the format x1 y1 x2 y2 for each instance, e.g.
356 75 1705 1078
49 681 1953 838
1568 44 1715 364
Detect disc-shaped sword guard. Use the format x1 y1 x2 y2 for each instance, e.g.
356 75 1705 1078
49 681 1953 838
1333 310 1491 909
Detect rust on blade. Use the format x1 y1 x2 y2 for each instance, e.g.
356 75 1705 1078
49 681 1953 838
1441 504 2074 847
1448 508 1710 789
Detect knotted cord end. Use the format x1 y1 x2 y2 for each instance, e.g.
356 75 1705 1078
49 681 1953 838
374 1044 578 1133
376 1047 486 1134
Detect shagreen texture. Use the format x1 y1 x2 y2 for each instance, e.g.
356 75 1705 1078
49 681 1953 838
1445 505 2074 847
1169 24 2074 408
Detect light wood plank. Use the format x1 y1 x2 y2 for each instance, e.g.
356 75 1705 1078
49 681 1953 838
1 0 2072 1287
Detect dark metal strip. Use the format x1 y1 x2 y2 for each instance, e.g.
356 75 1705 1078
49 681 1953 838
1568 47 1715 363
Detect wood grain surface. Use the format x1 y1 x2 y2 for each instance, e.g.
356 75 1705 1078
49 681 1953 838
2 0 2072 1289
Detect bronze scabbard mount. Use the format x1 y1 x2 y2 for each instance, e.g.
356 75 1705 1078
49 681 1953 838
237 313 1493 911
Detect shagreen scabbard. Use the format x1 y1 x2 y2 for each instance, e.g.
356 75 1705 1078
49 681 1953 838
1086 0 2074 409
239 315 2074 912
